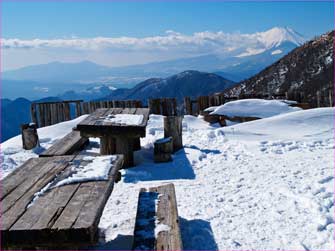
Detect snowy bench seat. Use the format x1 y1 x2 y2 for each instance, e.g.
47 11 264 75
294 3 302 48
133 183 183 250
39 130 89 157
0 154 123 249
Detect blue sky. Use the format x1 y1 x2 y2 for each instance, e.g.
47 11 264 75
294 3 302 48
1 0 334 70
3 1 333 39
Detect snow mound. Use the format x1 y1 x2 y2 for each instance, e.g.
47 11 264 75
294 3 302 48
210 99 301 118
222 107 334 140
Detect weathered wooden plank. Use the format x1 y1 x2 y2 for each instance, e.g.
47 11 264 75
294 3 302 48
1 156 75 230
164 116 183 152
39 131 88 157
0 158 48 201
152 184 182 251
149 98 161 114
64 103 71 121
77 108 149 138
30 103 38 127
100 135 116 155
75 101 82 117
2 155 123 248
133 184 182 251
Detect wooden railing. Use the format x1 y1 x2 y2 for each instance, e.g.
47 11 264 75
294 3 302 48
81 100 142 114
31 89 332 128
148 98 177 116
31 100 83 128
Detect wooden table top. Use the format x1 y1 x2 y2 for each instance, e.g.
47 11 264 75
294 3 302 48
1 154 123 248
76 108 150 137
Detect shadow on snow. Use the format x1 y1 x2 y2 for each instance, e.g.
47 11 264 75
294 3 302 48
123 147 196 183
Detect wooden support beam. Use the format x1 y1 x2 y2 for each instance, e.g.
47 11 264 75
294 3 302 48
164 116 183 153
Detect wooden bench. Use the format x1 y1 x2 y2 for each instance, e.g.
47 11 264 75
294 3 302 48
39 130 89 157
0 154 123 249
133 183 183 250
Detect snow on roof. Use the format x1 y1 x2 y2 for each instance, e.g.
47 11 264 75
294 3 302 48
210 99 301 118
103 114 144 125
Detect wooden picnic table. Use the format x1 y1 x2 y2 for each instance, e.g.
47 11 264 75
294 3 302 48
0 154 123 249
76 108 150 167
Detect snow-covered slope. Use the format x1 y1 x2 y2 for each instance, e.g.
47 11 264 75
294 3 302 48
210 99 301 118
225 30 333 107
1 108 333 250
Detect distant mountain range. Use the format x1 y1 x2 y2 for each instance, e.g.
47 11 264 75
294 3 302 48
3 27 305 100
224 30 334 107
103 70 235 102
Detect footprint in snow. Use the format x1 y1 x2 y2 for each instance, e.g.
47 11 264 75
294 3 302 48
318 176 334 184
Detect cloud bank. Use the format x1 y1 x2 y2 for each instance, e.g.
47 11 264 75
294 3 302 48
2 27 304 53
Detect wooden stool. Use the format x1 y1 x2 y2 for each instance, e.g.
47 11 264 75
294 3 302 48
154 137 173 163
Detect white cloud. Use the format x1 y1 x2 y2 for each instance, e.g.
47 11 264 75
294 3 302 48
1 27 304 53
1 27 305 71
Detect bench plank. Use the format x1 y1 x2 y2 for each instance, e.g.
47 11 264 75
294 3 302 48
1 155 124 248
39 131 89 157
133 183 183 251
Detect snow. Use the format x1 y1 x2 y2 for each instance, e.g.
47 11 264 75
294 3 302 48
53 155 117 187
154 224 171 238
271 49 283 55
210 99 301 118
102 114 144 125
325 55 333 65
0 115 89 179
257 26 305 48
1 108 334 250
204 106 219 112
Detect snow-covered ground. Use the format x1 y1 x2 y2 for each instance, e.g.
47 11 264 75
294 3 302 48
210 99 301 118
1 108 334 250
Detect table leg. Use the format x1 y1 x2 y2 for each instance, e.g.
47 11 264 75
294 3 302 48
115 137 134 168
100 135 116 155
133 137 141 151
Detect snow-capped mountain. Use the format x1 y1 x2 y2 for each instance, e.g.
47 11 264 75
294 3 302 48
3 27 306 86
257 26 305 49
224 30 333 107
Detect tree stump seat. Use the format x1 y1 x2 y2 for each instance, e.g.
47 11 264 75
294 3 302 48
154 137 173 163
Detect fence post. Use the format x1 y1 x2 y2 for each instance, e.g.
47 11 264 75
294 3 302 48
164 116 183 152
329 90 333 107
316 91 321 108
30 103 38 128
149 98 161 114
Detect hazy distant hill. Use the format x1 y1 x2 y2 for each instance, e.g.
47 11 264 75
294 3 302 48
104 70 235 102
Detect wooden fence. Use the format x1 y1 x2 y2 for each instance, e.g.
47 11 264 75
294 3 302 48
81 100 142 114
31 100 83 128
183 90 333 116
31 89 333 128
148 98 178 116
